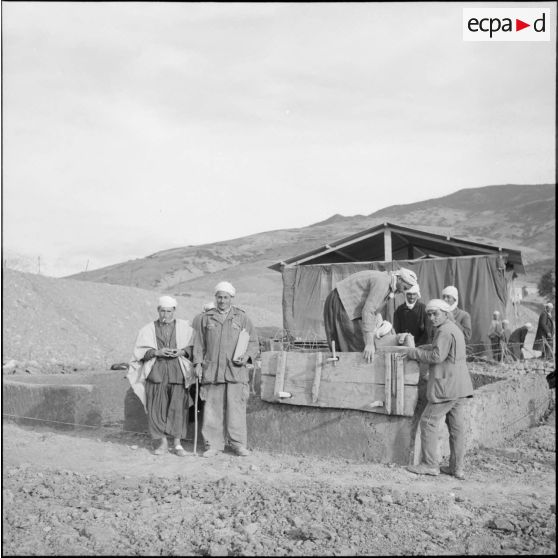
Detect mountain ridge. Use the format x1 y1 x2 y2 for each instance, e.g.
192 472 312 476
64 183 554 295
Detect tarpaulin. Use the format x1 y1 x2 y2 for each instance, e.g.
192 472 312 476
282 255 508 356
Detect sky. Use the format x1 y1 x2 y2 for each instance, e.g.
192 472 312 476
2 2 556 277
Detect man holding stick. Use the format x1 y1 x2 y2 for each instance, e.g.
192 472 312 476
193 281 259 458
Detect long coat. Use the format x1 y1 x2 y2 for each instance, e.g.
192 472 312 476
533 310 554 352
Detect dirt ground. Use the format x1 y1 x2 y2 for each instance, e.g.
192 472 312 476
2 399 555 557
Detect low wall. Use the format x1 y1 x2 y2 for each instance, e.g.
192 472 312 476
2 368 552 464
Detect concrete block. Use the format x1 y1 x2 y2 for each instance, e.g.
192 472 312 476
2 380 101 430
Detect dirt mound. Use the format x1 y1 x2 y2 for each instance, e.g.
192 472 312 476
2 269 282 372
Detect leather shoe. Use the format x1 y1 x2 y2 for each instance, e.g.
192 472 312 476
406 464 440 476
233 446 251 457
440 465 465 479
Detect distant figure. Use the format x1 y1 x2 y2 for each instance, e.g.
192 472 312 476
323 268 418 363
393 284 430 346
127 296 195 457
403 299 474 480
533 302 554 360
193 281 259 458
487 310 504 362
441 286 472 356
508 323 534 361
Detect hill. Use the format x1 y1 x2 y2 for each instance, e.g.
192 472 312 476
66 184 554 298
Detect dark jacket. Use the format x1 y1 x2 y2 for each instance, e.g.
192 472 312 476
393 301 430 346
533 310 554 352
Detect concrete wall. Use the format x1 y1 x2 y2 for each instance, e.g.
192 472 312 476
2 369 552 464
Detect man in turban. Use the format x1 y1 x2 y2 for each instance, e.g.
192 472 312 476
193 281 259 458
487 310 504 362
127 296 195 456
393 284 430 347
441 286 472 357
402 299 474 480
323 268 418 363
533 302 554 360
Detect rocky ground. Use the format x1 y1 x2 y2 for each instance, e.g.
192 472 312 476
2 398 555 557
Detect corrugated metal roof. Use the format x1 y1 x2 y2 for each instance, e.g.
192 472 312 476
269 222 524 273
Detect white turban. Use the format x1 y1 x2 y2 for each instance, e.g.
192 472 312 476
203 302 215 312
404 284 421 309
545 302 554 309
525 322 533 330
214 281 236 296
158 295 177 309
395 267 418 287
426 299 451 313
442 286 459 301
375 320 393 338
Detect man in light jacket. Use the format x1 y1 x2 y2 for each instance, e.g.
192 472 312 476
402 299 474 480
193 281 259 458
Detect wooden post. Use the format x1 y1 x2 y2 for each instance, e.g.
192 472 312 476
383 226 392 261
384 352 392 414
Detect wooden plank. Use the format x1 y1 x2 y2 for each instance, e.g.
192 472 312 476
260 351 419 386
311 352 323 403
273 351 287 399
260 375 418 416
395 354 405 415
384 353 392 414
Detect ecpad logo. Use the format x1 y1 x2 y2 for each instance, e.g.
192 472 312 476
463 8 550 41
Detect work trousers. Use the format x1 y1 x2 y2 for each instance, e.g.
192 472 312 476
201 382 249 451
419 397 469 470
323 289 365 352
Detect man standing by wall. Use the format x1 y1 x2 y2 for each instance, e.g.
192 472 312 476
193 281 259 458
323 268 418 363
533 302 554 360
403 299 474 480
127 296 194 456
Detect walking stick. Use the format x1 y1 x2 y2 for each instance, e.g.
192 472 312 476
194 377 199 455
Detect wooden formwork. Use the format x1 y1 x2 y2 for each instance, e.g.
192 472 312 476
260 347 420 417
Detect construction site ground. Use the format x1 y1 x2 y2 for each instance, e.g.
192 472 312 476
2 396 555 557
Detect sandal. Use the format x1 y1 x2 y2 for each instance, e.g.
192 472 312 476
174 446 188 457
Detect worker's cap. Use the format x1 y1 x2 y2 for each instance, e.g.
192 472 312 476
425 299 451 314
441 286 459 301
394 268 418 287
158 295 177 309
404 284 421 296
376 320 393 338
214 281 236 296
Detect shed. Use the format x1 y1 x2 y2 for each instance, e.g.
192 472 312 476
269 222 524 358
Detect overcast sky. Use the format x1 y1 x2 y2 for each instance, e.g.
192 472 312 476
2 2 556 277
